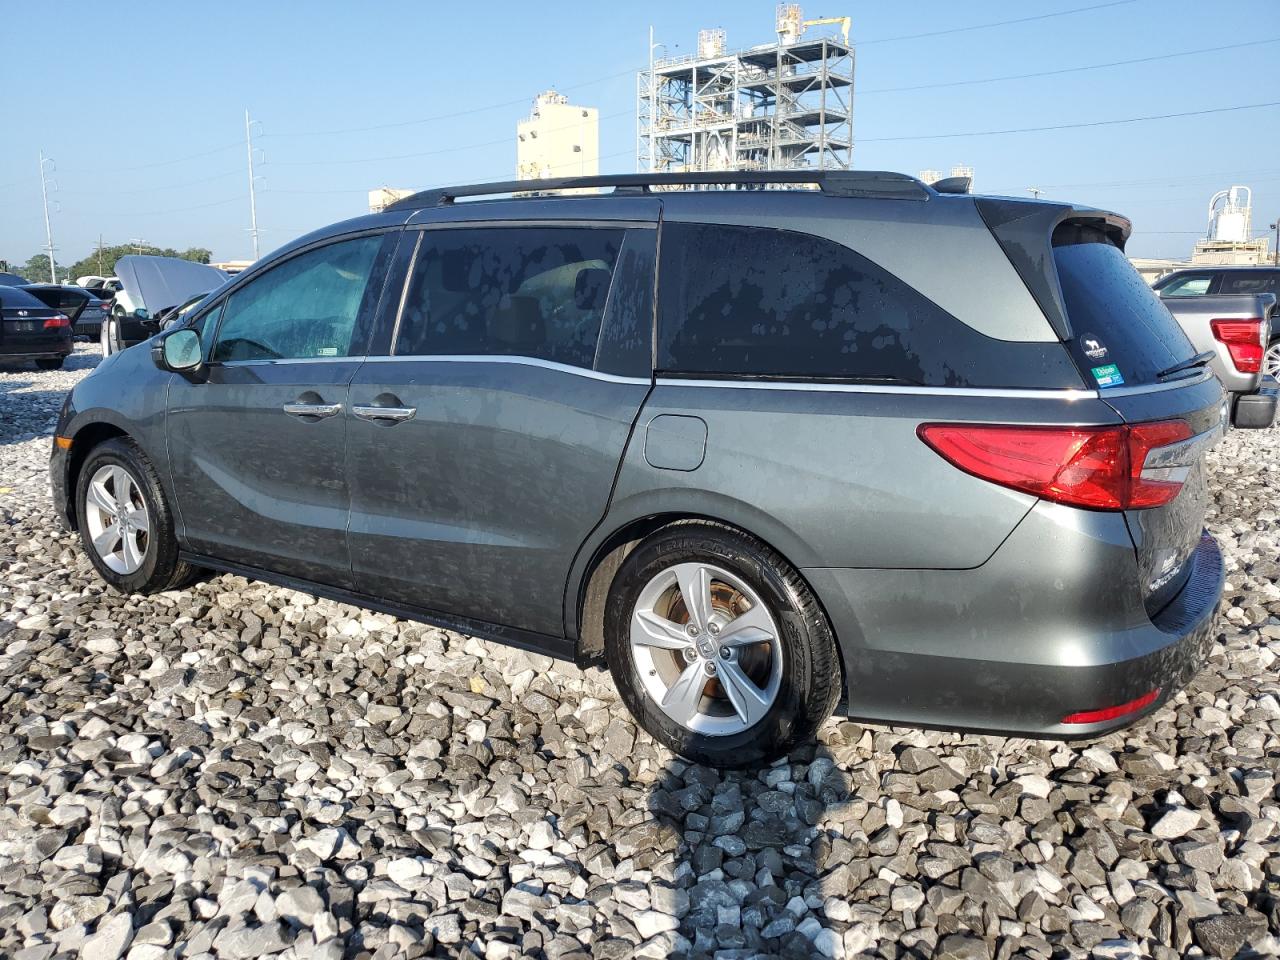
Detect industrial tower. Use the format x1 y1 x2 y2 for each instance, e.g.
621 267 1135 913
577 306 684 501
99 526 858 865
637 5 854 174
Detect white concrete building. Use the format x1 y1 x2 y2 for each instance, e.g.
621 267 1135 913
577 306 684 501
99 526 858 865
517 91 599 191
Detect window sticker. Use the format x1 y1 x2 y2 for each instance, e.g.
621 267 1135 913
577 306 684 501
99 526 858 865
1091 364 1125 387
1080 334 1108 361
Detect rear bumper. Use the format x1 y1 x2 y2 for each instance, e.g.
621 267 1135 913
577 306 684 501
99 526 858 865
1232 380 1278 429
807 504 1223 738
0 346 72 362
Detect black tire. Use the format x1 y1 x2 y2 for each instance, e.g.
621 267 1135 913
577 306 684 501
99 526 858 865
604 521 841 768
35 357 65 370
74 437 194 594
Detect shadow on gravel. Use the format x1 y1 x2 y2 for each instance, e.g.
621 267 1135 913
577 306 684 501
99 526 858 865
645 739 859 958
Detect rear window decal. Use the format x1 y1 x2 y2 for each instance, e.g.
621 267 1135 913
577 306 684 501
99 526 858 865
1091 364 1125 387
1081 335 1108 361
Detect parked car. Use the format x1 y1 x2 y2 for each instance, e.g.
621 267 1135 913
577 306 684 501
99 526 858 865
0 272 30 286
1 284 72 368
51 171 1244 767
1161 292 1278 426
1155 266 1280 379
20 284 110 338
101 256 228 356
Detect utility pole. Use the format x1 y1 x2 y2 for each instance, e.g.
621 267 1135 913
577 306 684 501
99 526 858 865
245 109 261 261
1271 219 1279 266
648 27 656 173
38 152 57 282
96 234 104 276
1027 187 1043 200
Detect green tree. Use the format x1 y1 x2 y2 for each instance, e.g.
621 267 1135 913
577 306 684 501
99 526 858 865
65 244 215 282
22 253 62 283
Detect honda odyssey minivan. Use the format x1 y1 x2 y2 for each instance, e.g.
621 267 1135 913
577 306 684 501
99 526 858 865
51 171 1246 768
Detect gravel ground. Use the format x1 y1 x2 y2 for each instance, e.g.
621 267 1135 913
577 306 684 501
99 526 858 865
1 344 1279 960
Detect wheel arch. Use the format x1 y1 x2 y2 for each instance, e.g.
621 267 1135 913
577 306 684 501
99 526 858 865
62 421 133 531
569 506 848 699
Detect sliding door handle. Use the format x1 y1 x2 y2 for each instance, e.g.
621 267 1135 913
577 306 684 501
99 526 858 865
352 404 417 423
283 401 342 419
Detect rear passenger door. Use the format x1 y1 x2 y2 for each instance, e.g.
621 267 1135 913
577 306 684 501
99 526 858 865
346 217 657 640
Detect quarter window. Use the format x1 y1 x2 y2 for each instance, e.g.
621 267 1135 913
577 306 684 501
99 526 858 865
211 235 383 362
395 226 623 369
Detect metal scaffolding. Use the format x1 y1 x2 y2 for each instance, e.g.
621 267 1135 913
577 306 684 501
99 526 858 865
637 22 854 174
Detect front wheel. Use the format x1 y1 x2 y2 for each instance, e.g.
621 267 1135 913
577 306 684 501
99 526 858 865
605 522 842 768
1265 341 1280 381
75 437 193 594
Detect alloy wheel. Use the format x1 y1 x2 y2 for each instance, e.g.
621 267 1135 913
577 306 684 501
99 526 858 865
629 562 783 736
83 464 150 574
1265 342 1280 381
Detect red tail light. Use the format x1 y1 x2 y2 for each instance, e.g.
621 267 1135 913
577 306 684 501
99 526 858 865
43 314 70 329
1210 318 1265 373
918 420 1194 511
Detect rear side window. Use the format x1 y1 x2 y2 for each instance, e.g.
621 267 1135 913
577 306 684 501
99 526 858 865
0 287 48 309
1218 271 1280 295
1054 235 1196 387
396 226 623 369
657 222 1084 388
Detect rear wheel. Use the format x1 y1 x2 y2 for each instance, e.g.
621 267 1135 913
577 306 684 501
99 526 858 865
35 357 64 370
75 437 193 594
605 522 841 768
1265 341 1280 381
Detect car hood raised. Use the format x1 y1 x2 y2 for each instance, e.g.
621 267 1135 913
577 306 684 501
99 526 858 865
115 256 228 314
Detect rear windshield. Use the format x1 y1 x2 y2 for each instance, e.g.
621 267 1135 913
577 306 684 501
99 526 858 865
1054 234 1197 387
0 286 48 309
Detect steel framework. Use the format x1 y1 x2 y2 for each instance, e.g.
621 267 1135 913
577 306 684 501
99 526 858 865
637 35 854 173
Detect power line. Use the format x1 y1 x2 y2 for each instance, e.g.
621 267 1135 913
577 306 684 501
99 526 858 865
860 100 1280 143
59 169 243 197
858 0 1135 45
1034 167 1280 189
859 37 1280 94
269 109 632 167
83 141 244 175
266 67 639 139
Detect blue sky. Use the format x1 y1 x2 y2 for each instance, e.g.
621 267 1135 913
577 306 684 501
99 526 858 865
2 0 1278 268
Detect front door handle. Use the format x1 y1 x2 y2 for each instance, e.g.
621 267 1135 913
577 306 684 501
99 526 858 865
352 404 417 423
283 401 343 419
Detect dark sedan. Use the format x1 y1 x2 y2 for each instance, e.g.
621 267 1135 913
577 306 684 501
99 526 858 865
0 285 72 368
21 285 109 337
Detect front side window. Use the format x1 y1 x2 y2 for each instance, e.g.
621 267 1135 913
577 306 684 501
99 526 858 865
1156 274 1213 297
211 235 383 362
395 226 623 369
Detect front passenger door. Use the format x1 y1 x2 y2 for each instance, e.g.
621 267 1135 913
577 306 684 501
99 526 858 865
167 231 398 587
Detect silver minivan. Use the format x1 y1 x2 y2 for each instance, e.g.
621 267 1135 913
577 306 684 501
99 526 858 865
52 172 1240 767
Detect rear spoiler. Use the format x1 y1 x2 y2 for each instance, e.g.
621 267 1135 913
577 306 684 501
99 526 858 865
975 197 1132 341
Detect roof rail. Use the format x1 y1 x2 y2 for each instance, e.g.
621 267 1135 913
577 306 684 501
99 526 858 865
385 170 931 211
930 175 972 195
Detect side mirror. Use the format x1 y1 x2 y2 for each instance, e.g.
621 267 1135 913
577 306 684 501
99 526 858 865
134 307 150 320
155 328 203 373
